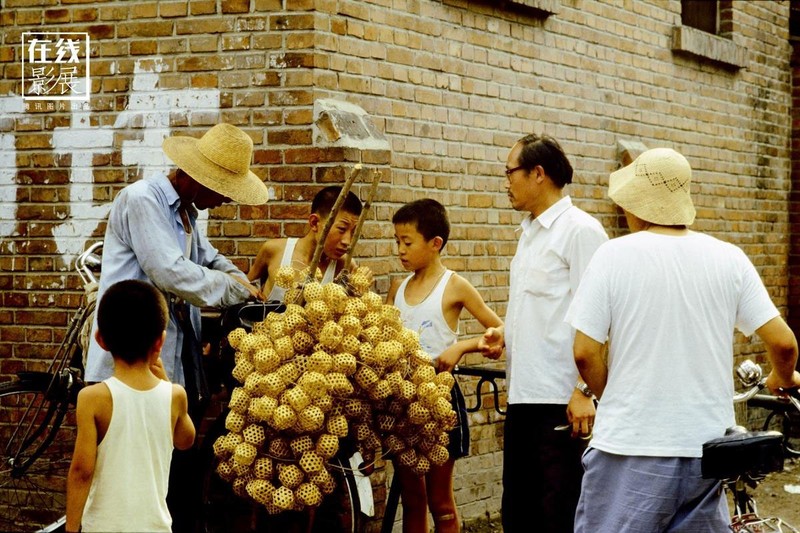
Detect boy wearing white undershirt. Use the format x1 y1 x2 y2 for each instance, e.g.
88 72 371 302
66 280 195 533
247 186 363 300
387 199 502 533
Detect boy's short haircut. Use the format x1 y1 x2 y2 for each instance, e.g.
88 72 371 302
516 133 574 188
311 186 363 219
97 280 169 364
392 198 450 247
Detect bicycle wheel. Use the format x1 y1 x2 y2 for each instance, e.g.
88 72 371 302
0 375 74 532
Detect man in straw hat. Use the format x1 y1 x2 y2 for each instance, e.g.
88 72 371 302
84 123 268 532
566 147 800 531
478 134 608 533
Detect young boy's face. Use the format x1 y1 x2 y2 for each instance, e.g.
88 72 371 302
394 222 440 271
318 210 359 260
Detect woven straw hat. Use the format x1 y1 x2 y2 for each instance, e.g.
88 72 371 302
163 123 268 205
608 147 696 226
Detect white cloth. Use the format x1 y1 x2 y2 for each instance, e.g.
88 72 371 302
266 238 337 301
393 270 457 359
505 196 608 404
81 377 174 532
565 231 780 457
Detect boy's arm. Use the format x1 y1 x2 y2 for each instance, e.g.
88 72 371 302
437 275 504 371
172 384 196 450
66 387 100 533
247 241 276 285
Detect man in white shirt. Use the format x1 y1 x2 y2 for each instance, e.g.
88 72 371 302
480 134 608 532
566 147 800 532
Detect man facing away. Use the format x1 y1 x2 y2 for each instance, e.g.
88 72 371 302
480 134 608 532
566 147 800 532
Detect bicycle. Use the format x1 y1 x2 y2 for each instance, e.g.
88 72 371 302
199 301 371 533
702 359 800 532
0 242 101 533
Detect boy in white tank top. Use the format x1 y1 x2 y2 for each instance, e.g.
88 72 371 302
248 186 363 300
387 199 503 533
66 280 196 533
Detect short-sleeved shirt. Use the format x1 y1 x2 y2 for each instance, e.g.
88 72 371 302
505 196 608 405
565 231 780 457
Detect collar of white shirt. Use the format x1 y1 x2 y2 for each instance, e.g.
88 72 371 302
522 195 573 231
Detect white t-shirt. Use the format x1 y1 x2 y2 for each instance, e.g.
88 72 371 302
565 231 780 457
505 196 608 404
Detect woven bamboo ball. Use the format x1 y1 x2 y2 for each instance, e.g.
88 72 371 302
246 478 275 505
385 434 405 454
428 444 450 466
433 397 453 420
244 372 265 396
343 297 367 318
307 351 333 375
338 313 362 338
292 330 315 354
323 282 348 312
243 424 267 448
361 290 382 311
305 299 332 326
339 335 361 357
354 366 379 390
227 328 247 350
398 380 416 402
299 451 324 473
253 348 281 374
327 373 354 396
277 464 304 489
316 433 339 459
272 486 296 510
253 456 274 480
412 365 437 385
350 267 373 296
362 312 381 330
343 399 365 419
387 399 405 416
354 422 371 442
269 319 288 340
298 405 324 432
358 342 376 365
377 413 396 432
319 321 344 351
303 281 324 302
290 435 315 457
272 404 297 431
295 482 323 507
309 469 336 495
229 387 251 414
365 432 382 451
238 334 260 357
332 351 357 375
216 458 236 481
233 442 257 466
225 410 246 433
285 386 311 412
327 414 349 437
408 402 431 425
261 372 286 398
285 287 302 304
398 448 417 468
276 362 300 383
411 350 433 368
397 328 420 354
268 438 292 459
249 396 277 422
413 455 431 476
274 265 297 289
417 382 439 407
434 371 455 389
232 360 255 385
284 312 307 335
313 394 333 413
369 379 391 401
386 371 403 394
421 420 438 437
213 435 230 459
274 336 294 361
233 475 252 498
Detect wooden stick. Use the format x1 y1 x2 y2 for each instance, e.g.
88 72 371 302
307 164 363 282
344 168 382 271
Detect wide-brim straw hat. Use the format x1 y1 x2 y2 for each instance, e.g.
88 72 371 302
608 147 696 226
163 123 269 205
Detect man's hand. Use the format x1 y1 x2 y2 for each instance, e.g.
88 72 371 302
230 274 265 301
436 345 462 373
478 326 505 360
567 389 595 439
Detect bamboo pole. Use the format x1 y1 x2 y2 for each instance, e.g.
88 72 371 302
343 168 382 271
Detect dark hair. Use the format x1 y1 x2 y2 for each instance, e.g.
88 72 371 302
311 186 363 219
516 134 573 188
97 280 168 364
392 199 450 247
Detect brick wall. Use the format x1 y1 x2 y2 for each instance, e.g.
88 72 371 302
0 0 794 529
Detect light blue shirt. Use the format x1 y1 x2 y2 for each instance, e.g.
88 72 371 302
85 173 250 385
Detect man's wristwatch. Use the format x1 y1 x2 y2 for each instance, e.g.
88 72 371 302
576 381 593 398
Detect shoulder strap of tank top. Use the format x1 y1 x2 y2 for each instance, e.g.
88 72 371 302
322 261 337 284
395 274 414 307
279 238 298 267
430 270 454 303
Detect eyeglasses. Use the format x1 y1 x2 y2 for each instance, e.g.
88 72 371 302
504 165 526 177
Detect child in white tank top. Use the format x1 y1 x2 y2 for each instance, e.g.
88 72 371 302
247 186 363 300
388 200 502 533
66 281 195 533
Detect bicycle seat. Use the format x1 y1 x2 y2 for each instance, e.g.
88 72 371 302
701 428 784 480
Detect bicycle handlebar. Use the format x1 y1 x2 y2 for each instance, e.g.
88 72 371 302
76 241 102 286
